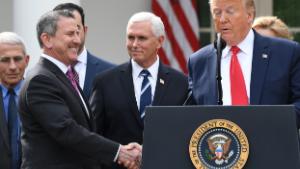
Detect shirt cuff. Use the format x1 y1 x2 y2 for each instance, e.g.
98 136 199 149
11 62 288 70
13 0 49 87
113 144 121 162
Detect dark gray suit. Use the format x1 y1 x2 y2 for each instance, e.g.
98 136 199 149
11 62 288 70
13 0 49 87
90 61 189 169
19 57 119 169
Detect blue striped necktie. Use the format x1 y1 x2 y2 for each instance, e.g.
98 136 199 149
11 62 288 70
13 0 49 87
139 70 152 119
8 89 20 169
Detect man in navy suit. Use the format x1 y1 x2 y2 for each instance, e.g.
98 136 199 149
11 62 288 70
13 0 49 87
188 0 300 118
90 12 188 169
0 32 29 169
54 3 115 99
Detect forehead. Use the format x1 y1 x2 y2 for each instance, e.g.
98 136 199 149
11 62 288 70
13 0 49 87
127 21 153 35
210 0 244 9
0 43 24 56
56 16 78 30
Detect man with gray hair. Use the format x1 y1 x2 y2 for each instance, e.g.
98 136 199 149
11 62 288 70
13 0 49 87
0 31 29 169
90 11 188 169
19 10 141 169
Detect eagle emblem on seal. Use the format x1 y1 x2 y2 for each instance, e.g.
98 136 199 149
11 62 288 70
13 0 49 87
207 134 234 165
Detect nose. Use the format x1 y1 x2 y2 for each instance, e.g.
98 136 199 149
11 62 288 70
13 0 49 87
9 59 17 70
220 13 228 23
132 38 139 47
73 32 81 46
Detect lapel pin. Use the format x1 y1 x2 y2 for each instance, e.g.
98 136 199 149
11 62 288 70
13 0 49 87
160 78 164 85
262 54 268 59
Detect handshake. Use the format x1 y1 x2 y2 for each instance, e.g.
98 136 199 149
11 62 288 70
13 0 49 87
117 142 143 169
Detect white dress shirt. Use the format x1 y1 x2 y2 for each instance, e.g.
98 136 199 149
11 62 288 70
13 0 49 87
74 47 88 89
221 29 254 105
132 56 159 110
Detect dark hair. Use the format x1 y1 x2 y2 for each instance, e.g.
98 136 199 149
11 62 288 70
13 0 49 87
53 3 85 26
36 10 74 47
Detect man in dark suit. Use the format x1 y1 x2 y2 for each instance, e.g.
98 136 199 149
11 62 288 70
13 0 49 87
90 12 189 169
19 10 141 169
0 32 29 169
53 3 115 99
188 0 300 117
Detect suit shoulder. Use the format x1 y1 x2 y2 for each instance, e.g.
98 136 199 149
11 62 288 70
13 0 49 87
87 52 115 68
93 62 128 81
190 44 215 62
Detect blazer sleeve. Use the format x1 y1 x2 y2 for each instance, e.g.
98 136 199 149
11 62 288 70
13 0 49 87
24 75 119 164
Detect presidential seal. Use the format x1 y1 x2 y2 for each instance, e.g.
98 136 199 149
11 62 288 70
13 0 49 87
189 119 249 169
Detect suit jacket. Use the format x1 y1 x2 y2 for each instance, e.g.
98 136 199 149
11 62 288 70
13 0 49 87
19 57 119 169
90 61 189 169
83 52 115 99
188 31 300 121
0 88 11 169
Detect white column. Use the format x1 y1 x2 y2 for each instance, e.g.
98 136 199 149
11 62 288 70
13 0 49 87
13 0 80 72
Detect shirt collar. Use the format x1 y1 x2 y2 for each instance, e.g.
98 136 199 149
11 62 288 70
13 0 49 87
131 56 160 80
41 53 69 74
77 46 87 65
0 80 23 98
222 29 255 58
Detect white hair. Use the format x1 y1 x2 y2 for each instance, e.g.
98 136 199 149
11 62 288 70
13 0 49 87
0 31 27 54
127 12 165 37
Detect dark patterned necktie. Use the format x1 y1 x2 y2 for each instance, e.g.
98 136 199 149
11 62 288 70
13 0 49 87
66 66 79 94
8 89 20 169
139 69 152 119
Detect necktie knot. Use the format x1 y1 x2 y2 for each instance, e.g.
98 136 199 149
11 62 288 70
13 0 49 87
8 88 16 96
231 46 240 56
140 69 150 78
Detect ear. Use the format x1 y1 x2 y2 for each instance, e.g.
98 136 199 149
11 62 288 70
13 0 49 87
24 55 30 66
157 35 165 49
247 10 255 24
40 33 53 49
84 26 88 34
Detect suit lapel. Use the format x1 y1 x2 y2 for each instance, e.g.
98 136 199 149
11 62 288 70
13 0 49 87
152 63 169 105
40 58 93 128
0 88 10 150
120 62 144 127
207 46 218 104
250 32 270 104
83 52 96 96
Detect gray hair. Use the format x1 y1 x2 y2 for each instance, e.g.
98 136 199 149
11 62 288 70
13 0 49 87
36 10 74 47
127 12 165 37
0 31 27 55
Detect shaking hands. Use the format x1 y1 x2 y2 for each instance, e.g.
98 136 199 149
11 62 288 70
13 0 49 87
118 142 142 169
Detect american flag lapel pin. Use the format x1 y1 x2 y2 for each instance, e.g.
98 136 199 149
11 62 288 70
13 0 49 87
262 53 268 59
160 78 164 85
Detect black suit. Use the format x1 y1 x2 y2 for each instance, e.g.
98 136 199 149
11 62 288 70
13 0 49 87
19 58 119 169
90 61 188 169
0 89 10 169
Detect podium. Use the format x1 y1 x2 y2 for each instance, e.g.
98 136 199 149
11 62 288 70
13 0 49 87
141 105 300 169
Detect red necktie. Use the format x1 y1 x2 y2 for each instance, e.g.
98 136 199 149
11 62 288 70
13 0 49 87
230 46 248 105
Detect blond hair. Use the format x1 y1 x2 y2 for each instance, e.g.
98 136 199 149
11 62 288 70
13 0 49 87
253 16 293 40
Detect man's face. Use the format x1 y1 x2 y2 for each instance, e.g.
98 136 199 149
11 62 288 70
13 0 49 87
210 0 254 46
0 43 29 88
44 16 80 65
72 10 87 54
126 21 163 68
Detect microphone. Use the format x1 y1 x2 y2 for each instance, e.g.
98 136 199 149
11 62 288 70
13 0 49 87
214 33 226 105
183 90 194 105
